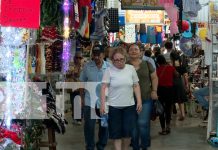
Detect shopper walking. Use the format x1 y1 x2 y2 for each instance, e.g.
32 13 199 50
142 48 156 70
100 46 142 150
66 51 84 125
156 55 178 135
127 43 158 150
80 45 109 150
170 51 189 121
163 41 174 64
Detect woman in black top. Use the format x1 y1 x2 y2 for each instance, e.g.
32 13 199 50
170 51 189 121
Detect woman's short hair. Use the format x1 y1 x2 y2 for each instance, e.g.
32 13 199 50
109 46 127 60
156 55 167 65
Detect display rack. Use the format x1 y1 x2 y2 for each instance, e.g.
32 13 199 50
38 128 57 150
207 23 218 139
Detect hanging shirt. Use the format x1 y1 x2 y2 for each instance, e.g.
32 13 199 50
183 0 202 17
139 24 146 34
174 0 181 7
156 32 162 44
90 9 108 41
140 33 147 43
147 26 156 44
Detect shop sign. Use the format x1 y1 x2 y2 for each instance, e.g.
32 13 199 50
121 0 164 10
0 0 40 29
126 10 164 24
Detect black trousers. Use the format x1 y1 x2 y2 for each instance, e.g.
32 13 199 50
157 86 174 129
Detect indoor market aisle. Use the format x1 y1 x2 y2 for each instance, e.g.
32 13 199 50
47 114 217 150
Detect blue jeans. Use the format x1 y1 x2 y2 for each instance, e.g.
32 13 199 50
83 106 108 150
193 87 209 110
131 99 152 150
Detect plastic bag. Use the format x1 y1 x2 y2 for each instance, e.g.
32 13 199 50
154 100 164 116
151 100 164 121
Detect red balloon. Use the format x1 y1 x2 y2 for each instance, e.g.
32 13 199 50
181 20 190 32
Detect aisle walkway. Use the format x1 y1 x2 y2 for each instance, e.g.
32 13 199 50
44 114 216 150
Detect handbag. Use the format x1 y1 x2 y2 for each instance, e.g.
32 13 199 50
151 99 164 121
153 99 164 116
151 100 164 121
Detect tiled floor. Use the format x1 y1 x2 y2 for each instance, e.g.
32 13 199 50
42 113 217 150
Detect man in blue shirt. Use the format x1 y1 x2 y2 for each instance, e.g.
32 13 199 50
80 45 109 150
142 48 156 70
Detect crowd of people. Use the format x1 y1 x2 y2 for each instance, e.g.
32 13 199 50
66 41 207 150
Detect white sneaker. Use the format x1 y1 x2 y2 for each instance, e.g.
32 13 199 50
72 120 82 125
76 121 82 125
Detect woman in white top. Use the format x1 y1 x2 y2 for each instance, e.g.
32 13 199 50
100 47 142 150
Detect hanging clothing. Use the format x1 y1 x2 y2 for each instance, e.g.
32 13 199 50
139 24 146 34
28 55 32 74
40 44 46 74
78 0 92 22
35 44 42 74
183 0 202 17
90 9 108 41
164 5 179 36
77 7 89 37
155 26 163 44
174 0 181 7
140 33 147 43
147 26 156 44
70 0 80 29
205 33 212 66
199 28 207 41
136 33 140 42
156 32 162 44
159 0 174 6
155 26 162 32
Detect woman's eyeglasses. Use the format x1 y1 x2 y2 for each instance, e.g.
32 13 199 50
113 58 125 63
